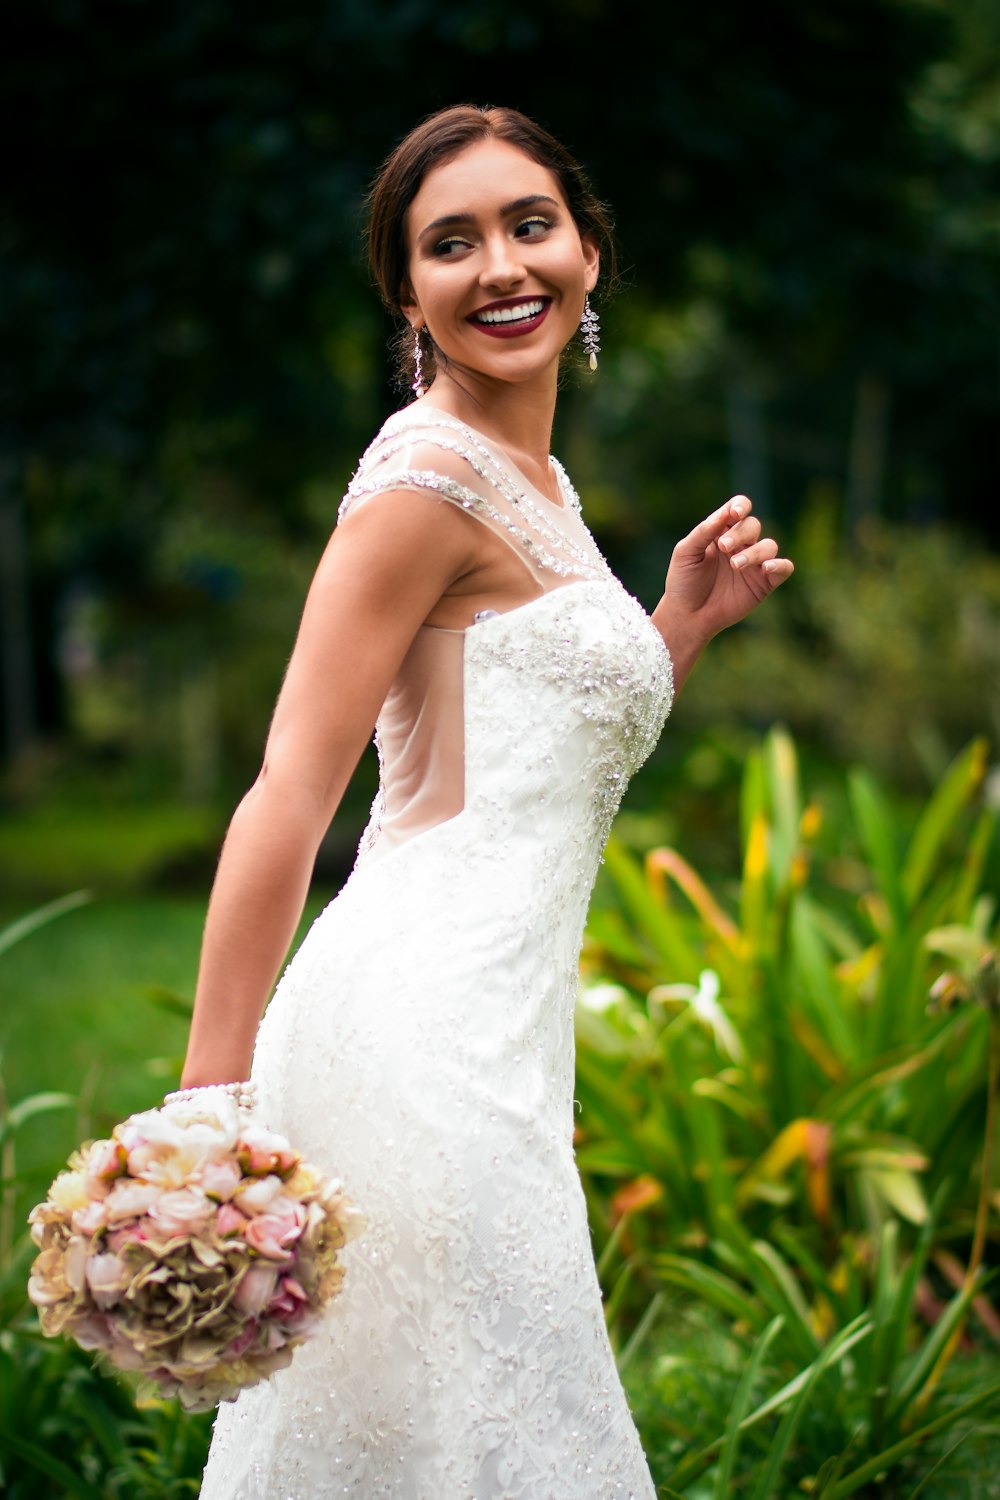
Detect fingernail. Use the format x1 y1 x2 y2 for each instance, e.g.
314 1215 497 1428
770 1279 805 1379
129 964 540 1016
718 536 732 552
732 553 748 569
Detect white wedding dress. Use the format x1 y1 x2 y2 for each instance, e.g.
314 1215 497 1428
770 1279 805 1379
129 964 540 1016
199 407 673 1499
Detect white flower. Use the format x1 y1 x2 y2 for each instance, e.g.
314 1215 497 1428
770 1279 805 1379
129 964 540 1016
47 1170 89 1215
648 969 744 1062
118 1098 241 1186
577 982 630 1012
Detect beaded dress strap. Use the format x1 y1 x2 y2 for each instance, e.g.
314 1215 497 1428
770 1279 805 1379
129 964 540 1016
340 411 609 585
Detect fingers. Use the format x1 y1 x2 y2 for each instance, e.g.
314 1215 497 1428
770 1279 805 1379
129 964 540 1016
679 494 754 553
728 534 773 570
718 514 762 559
677 494 794 590
762 557 794 585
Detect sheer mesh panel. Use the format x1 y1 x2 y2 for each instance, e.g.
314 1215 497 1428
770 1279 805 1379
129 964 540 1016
340 408 616 864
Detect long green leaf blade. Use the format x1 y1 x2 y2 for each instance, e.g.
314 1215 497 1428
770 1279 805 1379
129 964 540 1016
902 739 987 908
714 1315 784 1499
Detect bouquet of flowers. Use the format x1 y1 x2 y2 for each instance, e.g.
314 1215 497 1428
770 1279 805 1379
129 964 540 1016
27 1089 362 1411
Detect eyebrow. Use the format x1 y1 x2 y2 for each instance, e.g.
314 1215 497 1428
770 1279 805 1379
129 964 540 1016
417 194 561 242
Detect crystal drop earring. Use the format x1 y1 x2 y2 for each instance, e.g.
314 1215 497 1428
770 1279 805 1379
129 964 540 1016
412 327 426 398
580 296 601 372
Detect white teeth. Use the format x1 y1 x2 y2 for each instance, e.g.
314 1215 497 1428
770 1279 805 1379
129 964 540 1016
474 300 545 325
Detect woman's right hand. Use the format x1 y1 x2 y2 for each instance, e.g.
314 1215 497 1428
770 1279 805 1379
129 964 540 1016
652 495 793 691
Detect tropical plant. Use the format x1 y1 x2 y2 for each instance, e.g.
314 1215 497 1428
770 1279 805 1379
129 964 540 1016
577 730 1000 1493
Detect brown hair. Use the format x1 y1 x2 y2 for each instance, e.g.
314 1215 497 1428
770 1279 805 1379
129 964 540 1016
365 104 617 392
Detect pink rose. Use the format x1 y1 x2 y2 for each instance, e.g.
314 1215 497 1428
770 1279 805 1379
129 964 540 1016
199 1159 242 1201
225 1322 260 1359
147 1187 214 1238
69 1309 115 1351
84 1138 126 1185
235 1174 284 1216
233 1263 279 1316
71 1198 109 1237
85 1251 129 1309
64 1235 89 1294
243 1211 302 1261
237 1127 299 1178
104 1179 161 1224
266 1275 315 1331
214 1202 247 1237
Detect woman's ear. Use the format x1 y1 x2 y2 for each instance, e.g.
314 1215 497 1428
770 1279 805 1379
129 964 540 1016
399 282 421 328
582 234 600 294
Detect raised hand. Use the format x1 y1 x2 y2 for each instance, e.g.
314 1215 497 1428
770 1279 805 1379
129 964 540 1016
652 494 793 690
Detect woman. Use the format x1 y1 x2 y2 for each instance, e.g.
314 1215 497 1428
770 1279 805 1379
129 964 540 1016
190 105 793 1498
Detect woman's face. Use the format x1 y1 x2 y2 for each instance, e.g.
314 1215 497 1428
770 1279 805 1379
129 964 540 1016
401 138 600 392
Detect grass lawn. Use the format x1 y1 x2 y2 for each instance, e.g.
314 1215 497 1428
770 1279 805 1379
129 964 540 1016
0 888 333 1225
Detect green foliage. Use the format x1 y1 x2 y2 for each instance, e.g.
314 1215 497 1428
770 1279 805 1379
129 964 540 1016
578 730 999 1492
673 515 1000 791
0 901 212 1497
4 0 1000 792
1 735 997 1492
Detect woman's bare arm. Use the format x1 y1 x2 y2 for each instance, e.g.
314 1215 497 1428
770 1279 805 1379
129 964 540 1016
180 492 479 1088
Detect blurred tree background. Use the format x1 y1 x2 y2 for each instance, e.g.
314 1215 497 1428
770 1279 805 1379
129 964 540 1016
2 5 999 1493
1 0 998 891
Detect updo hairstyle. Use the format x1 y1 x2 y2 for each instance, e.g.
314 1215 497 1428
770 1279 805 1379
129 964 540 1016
365 104 617 392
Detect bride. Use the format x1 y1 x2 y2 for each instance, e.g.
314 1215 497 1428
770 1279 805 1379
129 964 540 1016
187 105 793 1498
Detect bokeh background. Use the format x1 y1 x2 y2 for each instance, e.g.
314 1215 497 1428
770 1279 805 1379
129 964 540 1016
1 3 998 1495
3 0 998 878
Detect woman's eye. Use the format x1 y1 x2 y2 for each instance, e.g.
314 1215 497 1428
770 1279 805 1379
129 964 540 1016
514 216 552 239
431 236 471 257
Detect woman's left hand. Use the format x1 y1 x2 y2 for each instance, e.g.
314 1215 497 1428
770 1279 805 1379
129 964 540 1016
652 494 793 689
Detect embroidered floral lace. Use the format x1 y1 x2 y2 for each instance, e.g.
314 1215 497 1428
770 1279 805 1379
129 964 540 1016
199 406 673 1499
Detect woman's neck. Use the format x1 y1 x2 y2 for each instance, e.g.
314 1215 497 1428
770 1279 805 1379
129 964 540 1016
421 369 558 483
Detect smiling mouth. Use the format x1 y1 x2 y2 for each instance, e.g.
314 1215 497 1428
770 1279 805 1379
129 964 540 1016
467 298 552 340
471 299 548 325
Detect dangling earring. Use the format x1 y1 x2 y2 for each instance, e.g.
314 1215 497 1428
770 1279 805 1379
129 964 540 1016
580 295 601 372
412 327 426 398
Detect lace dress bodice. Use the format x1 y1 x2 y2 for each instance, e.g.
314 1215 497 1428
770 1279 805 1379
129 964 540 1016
199 406 673 1499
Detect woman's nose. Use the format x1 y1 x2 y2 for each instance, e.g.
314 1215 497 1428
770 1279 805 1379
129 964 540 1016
479 233 526 289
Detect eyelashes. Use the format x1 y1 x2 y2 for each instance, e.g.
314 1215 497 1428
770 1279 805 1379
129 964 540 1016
430 236 470 257
514 216 553 239
429 216 555 257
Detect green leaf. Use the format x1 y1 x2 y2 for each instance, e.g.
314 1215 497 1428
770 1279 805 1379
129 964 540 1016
950 806 997 920
886 1274 987 1427
0 1425 105 1498
902 738 987 908
142 984 194 1018
749 1316 865 1500
747 1239 821 1362
848 769 905 928
664 1315 872 1492
764 727 801 891
713 1315 783 1500
790 897 855 1059
602 840 702 978
0 891 92 958
0 1091 76 1145
828 1379 1000 1498
653 1253 764 1330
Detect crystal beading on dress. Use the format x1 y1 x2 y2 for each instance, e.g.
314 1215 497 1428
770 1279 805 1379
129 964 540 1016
341 409 614 586
198 407 673 1499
